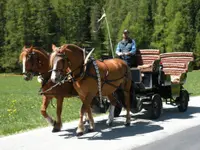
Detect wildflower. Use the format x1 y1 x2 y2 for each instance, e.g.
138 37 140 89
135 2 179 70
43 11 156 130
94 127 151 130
7 109 12 112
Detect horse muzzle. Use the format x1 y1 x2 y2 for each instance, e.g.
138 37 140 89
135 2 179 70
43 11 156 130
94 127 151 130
23 72 34 81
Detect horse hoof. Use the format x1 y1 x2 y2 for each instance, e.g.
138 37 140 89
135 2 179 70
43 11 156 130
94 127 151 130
125 123 130 127
77 132 84 136
87 128 94 133
106 122 113 127
52 128 61 133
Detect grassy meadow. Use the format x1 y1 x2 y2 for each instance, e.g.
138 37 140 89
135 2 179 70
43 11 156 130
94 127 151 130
0 70 200 136
183 70 200 96
0 75 81 136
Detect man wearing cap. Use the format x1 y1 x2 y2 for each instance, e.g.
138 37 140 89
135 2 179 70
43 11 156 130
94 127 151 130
116 29 136 67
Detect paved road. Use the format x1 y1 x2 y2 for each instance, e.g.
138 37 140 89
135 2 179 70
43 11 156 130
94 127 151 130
133 124 200 150
133 125 200 150
0 96 200 150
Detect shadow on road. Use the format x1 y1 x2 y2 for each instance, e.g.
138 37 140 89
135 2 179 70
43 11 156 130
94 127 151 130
59 119 163 140
58 106 200 140
133 106 200 121
85 121 163 140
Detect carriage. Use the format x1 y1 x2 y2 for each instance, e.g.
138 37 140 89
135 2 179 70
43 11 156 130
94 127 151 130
112 49 194 119
21 45 194 135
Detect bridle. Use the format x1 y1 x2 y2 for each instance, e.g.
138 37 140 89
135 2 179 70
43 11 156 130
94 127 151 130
23 51 38 76
23 50 46 79
51 48 96 83
51 52 85 82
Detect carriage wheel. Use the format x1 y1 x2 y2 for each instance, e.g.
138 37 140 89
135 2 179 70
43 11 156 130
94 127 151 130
114 105 122 117
148 94 162 119
178 90 189 112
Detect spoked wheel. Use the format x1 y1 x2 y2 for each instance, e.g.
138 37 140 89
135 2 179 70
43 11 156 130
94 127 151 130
177 90 189 112
148 94 162 119
114 105 122 117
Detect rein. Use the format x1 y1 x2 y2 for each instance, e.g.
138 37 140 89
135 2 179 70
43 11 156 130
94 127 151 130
39 80 63 95
40 65 85 95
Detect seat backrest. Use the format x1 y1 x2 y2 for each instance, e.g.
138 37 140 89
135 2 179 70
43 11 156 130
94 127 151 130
137 49 160 65
136 49 161 72
160 52 194 76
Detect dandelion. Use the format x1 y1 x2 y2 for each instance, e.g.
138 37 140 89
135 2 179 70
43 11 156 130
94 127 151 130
12 100 17 103
7 109 12 112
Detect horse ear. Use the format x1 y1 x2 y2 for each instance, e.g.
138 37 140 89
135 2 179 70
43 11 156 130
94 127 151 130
52 44 56 51
23 46 26 50
29 46 33 52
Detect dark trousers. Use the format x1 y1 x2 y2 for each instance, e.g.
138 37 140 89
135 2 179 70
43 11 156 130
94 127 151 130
119 55 137 68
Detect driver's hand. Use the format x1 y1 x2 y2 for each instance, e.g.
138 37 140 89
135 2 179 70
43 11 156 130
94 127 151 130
117 52 123 56
124 52 131 56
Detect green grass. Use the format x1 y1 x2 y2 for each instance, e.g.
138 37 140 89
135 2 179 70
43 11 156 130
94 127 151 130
184 70 200 96
0 75 81 136
0 70 200 136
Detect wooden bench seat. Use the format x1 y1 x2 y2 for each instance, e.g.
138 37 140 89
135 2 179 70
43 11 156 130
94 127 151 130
160 52 194 84
136 49 160 73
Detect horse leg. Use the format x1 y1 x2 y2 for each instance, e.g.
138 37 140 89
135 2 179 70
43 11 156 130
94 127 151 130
83 112 89 125
52 97 64 132
76 95 95 135
86 106 95 132
83 94 96 133
106 105 115 126
106 94 116 126
124 85 131 126
41 96 55 126
76 103 86 136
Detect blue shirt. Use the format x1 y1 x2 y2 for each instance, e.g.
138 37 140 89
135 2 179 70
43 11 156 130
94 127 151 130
116 38 136 55
115 38 136 67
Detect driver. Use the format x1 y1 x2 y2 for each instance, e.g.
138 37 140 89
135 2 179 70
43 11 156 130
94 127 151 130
115 29 137 67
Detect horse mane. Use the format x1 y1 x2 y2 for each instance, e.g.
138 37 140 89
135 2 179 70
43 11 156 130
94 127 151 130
19 47 49 62
33 47 49 59
60 44 84 54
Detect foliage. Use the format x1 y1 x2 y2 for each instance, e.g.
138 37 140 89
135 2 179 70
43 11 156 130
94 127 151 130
0 0 200 72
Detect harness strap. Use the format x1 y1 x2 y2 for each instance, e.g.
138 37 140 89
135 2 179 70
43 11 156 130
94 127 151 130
91 57 104 108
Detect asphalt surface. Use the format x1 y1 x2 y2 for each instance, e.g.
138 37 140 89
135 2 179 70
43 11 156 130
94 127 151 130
0 96 200 150
133 125 200 150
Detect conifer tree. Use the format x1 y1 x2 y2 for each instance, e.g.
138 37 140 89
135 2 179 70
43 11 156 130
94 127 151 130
2 0 31 71
151 0 168 52
0 0 6 54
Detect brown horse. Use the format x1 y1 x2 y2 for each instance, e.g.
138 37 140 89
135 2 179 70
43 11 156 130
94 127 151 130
50 44 132 136
19 46 78 132
19 46 116 132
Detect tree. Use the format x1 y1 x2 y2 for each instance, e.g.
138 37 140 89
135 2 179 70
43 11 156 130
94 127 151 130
164 0 193 52
131 0 153 49
90 3 105 57
151 0 168 53
2 0 31 71
0 0 6 55
29 0 58 50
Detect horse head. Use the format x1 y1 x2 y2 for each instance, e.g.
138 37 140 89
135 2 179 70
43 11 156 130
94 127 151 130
19 46 49 81
50 44 84 83
50 44 69 83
